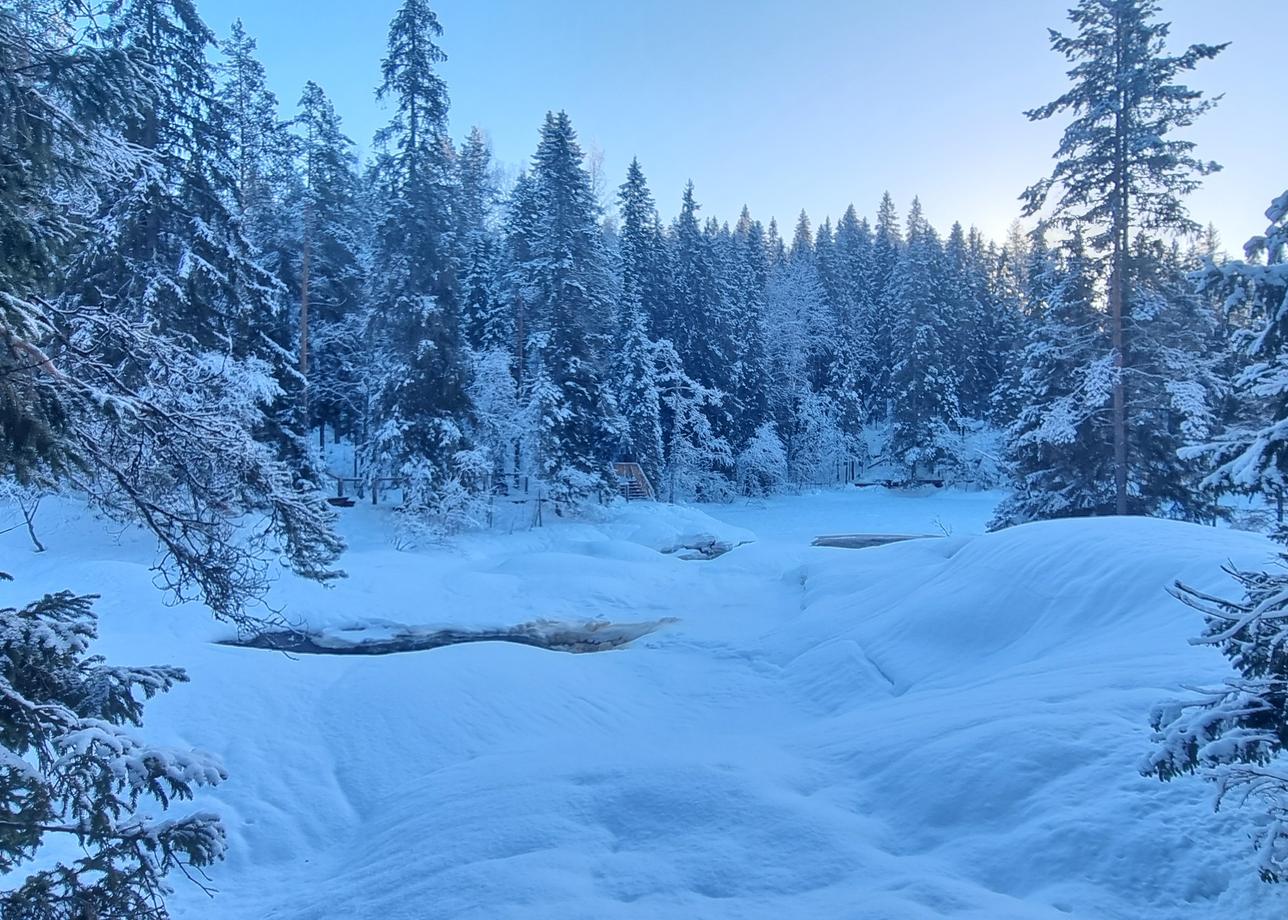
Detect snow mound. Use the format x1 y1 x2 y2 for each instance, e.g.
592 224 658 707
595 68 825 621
596 501 756 555
773 515 1283 918
790 515 1273 694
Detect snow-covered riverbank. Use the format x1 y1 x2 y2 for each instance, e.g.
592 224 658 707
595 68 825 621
3 489 1282 919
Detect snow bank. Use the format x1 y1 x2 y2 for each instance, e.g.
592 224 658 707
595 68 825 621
5 491 1286 919
777 515 1281 918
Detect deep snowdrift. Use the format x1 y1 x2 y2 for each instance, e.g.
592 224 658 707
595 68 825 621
2 490 1284 919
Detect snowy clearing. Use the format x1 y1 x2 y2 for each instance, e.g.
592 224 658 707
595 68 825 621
2 488 1285 919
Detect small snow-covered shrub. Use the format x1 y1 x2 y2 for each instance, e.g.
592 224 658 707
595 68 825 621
396 450 491 544
737 423 789 497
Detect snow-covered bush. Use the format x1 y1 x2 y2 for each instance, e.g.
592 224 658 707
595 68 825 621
0 579 226 916
737 422 789 496
396 449 490 544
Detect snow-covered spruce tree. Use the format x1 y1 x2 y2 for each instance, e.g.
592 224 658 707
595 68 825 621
453 126 519 483
0 7 339 914
994 229 1220 526
292 80 368 447
867 191 903 412
455 126 509 354
942 223 984 419
1122 234 1222 520
657 341 732 503
66 0 315 477
218 19 298 268
724 208 772 448
985 228 1046 424
366 0 475 519
0 580 226 918
831 204 878 427
991 232 1116 527
1 0 343 624
610 159 666 484
1183 191 1288 509
666 182 734 439
1143 196 1288 883
886 201 962 480
507 112 618 502
1022 0 1225 514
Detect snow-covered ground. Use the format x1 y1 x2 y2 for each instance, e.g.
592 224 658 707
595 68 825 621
3 488 1285 919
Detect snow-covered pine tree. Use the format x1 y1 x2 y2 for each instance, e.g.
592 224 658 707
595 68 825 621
1144 192 1288 882
292 80 368 447
886 200 962 479
1022 0 1225 514
508 112 618 501
366 0 475 518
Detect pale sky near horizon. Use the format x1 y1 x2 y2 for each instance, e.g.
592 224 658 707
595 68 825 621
197 0 1283 251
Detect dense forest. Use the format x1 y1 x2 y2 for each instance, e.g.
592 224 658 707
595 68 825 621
2 0 1257 533
4 0 1288 915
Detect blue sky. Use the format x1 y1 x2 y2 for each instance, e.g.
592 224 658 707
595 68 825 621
198 0 1283 249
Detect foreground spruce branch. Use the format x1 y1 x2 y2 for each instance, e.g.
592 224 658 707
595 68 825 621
1145 192 1288 880
0 578 226 918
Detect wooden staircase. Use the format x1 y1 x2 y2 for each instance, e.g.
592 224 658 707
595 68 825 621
614 462 655 501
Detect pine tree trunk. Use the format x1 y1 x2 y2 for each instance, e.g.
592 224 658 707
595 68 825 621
300 216 311 424
1109 259 1128 515
1110 9 1129 516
